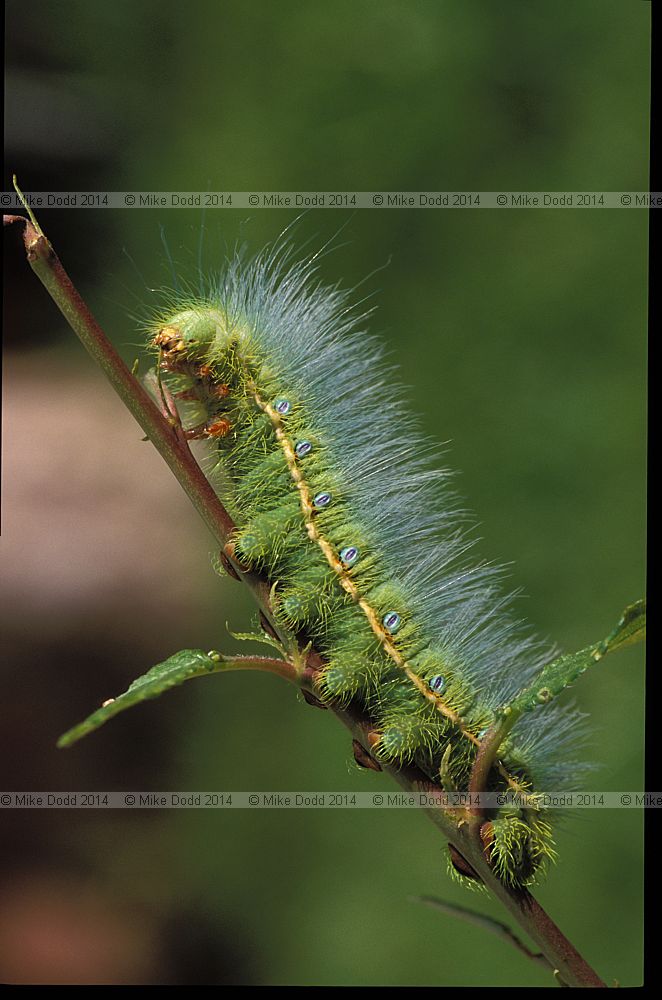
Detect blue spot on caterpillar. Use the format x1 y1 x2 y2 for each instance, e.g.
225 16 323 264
312 491 333 509
295 440 313 458
273 397 292 416
339 546 360 568
147 242 593 886
382 611 402 635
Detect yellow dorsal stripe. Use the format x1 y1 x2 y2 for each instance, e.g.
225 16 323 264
253 390 532 800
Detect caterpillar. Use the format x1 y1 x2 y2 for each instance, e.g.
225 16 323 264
146 242 592 887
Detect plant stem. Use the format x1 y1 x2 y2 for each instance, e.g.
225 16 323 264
215 654 303 684
467 712 518 824
4 214 235 545
329 704 606 987
5 214 288 648
4 212 607 988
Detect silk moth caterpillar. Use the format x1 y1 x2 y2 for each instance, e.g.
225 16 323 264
147 243 592 886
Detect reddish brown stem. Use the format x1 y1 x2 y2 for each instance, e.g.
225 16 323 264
5 212 607 989
5 214 235 545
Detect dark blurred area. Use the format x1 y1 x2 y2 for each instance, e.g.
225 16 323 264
2 0 648 986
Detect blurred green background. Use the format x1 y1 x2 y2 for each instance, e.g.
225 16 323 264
3 0 647 986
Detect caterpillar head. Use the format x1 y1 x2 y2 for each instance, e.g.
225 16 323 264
150 307 224 362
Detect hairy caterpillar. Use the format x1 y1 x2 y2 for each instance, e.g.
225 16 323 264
147 242 593 887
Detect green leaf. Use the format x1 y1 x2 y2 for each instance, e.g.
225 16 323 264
226 623 287 655
506 600 646 718
57 648 228 748
597 598 646 655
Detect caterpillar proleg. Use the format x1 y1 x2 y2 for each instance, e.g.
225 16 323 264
147 243 596 887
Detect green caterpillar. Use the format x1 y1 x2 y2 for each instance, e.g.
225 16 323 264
147 245 592 886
